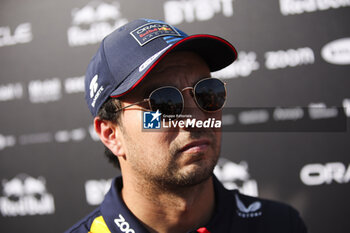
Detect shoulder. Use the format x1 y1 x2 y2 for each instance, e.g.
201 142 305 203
64 207 103 233
231 191 308 233
64 177 124 233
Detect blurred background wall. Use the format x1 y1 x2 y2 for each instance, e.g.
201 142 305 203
0 0 349 232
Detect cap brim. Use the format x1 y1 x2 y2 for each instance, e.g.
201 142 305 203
110 34 237 98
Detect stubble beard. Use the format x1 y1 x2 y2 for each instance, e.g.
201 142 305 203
159 152 219 189
126 130 221 191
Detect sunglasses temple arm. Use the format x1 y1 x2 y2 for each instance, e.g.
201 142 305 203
115 99 150 112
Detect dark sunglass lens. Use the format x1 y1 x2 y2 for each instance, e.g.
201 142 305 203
194 79 226 111
149 87 183 116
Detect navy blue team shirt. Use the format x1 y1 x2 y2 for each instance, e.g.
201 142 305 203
65 176 307 233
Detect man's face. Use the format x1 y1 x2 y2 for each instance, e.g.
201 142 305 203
117 51 222 188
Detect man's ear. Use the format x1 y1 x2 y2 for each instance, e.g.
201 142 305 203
94 117 125 157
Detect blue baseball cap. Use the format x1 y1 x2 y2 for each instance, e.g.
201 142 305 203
85 18 237 117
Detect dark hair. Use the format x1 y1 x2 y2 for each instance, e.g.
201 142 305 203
97 98 123 169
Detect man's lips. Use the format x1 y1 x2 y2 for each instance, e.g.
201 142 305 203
178 139 211 154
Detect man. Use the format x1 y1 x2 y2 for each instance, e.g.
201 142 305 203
65 18 307 233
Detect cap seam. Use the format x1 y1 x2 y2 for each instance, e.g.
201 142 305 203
101 38 117 93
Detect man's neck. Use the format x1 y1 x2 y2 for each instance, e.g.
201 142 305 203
121 175 215 233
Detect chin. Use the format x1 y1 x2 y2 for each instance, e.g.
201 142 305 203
173 163 215 187
155 153 218 188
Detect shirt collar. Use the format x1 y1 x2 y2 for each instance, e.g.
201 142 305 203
100 177 149 233
202 176 237 232
100 176 236 233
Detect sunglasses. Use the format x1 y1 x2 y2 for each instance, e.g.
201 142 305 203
116 77 226 117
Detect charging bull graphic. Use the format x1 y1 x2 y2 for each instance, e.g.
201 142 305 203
214 158 259 196
67 0 128 46
0 174 55 217
72 1 122 25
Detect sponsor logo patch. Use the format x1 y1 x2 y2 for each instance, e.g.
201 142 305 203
139 45 171 72
89 75 104 108
130 23 181 46
114 214 135 233
235 194 262 218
